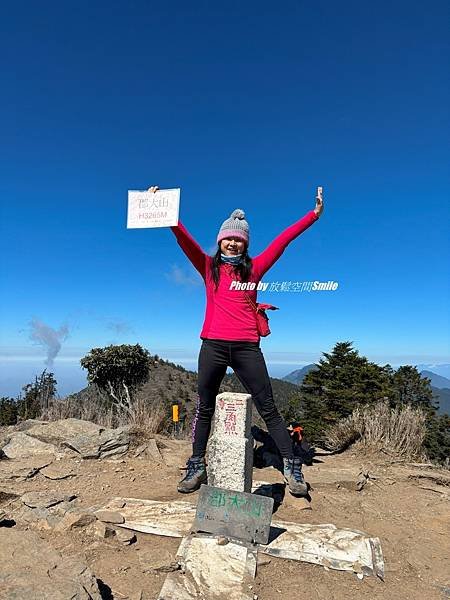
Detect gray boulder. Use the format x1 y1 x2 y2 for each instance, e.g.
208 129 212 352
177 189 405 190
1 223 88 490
2 432 61 459
25 419 101 445
27 418 130 459
1 419 130 460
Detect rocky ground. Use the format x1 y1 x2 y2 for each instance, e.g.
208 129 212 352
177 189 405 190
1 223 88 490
0 419 449 600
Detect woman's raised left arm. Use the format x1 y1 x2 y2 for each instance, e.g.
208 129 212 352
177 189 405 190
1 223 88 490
252 187 324 277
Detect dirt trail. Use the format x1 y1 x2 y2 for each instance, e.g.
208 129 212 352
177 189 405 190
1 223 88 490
1 435 449 600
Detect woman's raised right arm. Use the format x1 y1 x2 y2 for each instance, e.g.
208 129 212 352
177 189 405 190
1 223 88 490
170 220 207 279
147 186 207 279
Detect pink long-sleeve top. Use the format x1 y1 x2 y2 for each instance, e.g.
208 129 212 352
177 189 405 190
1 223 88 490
170 210 319 342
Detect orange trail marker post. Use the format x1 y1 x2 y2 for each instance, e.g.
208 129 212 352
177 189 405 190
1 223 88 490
172 404 180 436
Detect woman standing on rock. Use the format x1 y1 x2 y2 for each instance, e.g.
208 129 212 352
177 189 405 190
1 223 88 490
149 185 323 496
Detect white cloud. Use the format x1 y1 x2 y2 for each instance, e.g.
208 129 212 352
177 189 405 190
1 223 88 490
165 264 202 288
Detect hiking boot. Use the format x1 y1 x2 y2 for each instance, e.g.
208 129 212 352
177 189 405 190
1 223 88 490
177 456 207 494
283 457 308 497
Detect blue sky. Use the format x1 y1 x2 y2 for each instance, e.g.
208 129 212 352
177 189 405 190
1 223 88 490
1 1 449 397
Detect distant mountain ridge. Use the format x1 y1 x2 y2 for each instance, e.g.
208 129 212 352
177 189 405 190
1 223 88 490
282 365 449 415
420 370 450 389
282 364 317 385
431 386 450 415
416 364 450 380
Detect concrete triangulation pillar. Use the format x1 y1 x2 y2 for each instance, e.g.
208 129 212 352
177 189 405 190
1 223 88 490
206 392 253 493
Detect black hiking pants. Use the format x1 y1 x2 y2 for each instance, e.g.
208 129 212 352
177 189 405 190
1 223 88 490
191 338 294 459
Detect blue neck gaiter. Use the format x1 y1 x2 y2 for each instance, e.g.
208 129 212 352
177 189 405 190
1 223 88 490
220 253 242 265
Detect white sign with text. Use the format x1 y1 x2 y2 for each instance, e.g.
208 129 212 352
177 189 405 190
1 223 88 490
127 188 180 228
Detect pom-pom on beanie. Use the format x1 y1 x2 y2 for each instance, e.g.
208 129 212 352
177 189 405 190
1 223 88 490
217 209 249 246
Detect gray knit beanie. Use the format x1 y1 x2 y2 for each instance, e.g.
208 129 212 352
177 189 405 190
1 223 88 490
217 209 249 246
